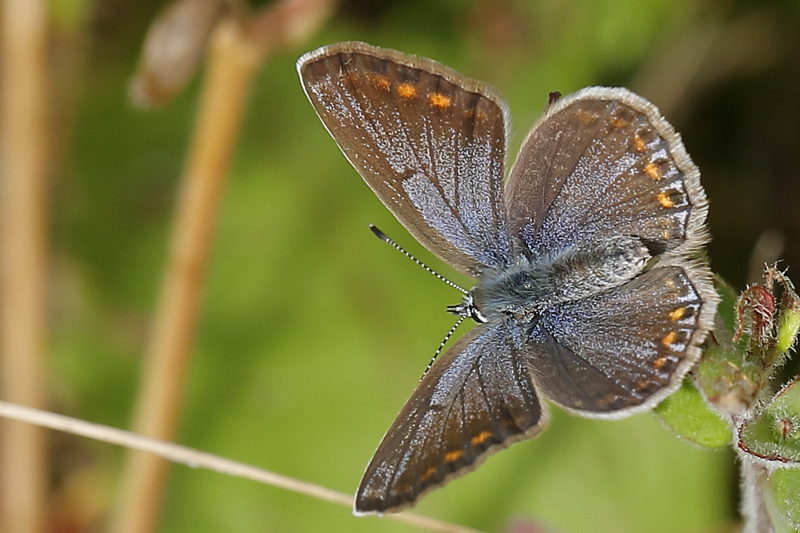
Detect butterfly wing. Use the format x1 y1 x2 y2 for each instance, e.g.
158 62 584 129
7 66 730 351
505 87 708 259
298 42 512 277
526 261 717 416
355 321 546 514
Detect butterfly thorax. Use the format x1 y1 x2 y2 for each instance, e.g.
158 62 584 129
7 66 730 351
457 235 652 324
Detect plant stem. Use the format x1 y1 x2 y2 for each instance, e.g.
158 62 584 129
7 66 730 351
0 0 51 532
111 0 334 529
109 19 261 533
740 458 775 533
0 401 484 533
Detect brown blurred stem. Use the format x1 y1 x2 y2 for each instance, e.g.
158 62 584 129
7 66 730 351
0 1 50 532
109 19 261 533
110 1 333 531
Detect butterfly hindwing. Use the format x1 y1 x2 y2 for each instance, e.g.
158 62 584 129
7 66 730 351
355 321 546 514
526 262 716 416
298 42 512 277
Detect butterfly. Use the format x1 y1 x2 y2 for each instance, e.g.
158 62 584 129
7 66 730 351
297 41 718 514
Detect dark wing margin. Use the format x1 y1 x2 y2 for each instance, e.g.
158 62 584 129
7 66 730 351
526 260 718 417
355 321 547 514
298 42 512 277
505 87 708 261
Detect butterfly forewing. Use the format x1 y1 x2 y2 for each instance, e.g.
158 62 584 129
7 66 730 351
298 42 512 277
355 322 546 514
526 262 716 415
506 87 708 259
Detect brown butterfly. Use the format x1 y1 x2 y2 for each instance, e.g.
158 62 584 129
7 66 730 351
297 42 718 514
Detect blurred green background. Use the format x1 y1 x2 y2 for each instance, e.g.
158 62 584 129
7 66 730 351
44 0 799 531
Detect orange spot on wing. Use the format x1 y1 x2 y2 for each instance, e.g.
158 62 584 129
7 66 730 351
653 356 669 370
661 331 678 347
634 136 647 152
669 307 687 321
599 394 618 407
344 71 360 85
397 83 416 98
470 430 493 446
421 466 437 481
611 117 629 128
644 162 662 181
429 92 451 108
575 110 598 124
370 75 390 91
657 192 675 208
444 450 464 463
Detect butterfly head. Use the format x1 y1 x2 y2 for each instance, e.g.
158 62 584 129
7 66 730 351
446 292 488 324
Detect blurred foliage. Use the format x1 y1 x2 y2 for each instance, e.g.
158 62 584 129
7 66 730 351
45 0 800 531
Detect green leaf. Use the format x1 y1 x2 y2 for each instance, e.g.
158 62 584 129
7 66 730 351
766 468 800 531
655 378 731 448
738 378 800 463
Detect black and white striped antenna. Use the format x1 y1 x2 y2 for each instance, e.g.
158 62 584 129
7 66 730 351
368 225 472 379
368 225 468 294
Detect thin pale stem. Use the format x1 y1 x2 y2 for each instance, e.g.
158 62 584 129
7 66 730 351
0 401 485 533
0 0 50 531
739 458 775 533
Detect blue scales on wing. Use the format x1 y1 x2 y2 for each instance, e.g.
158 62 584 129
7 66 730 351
298 42 512 277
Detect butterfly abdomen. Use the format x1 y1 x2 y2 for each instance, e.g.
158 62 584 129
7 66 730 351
473 235 652 322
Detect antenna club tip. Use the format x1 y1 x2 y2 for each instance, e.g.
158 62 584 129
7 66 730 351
369 224 389 241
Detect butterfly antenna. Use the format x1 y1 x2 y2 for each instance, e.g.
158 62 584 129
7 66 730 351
369 225 468 294
421 315 466 379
